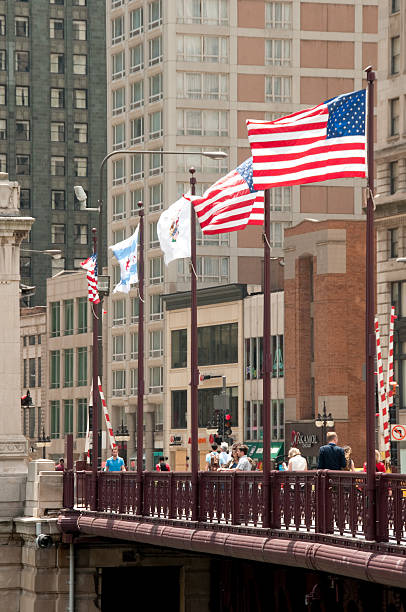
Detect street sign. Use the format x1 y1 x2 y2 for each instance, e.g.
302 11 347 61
390 425 406 442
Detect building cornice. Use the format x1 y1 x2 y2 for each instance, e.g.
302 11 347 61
162 283 248 311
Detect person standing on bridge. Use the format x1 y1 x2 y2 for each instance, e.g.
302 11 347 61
317 432 346 470
105 446 126 472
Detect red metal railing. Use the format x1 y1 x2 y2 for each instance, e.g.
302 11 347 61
67 470 406 544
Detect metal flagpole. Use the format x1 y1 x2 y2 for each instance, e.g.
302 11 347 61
189 168 199 522
262 188 271 528
91 228 99 511
137 202 145 515
365 66 376 541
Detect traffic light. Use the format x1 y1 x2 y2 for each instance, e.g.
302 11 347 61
21 390 33 407
214 434 222 445
224 413 232 438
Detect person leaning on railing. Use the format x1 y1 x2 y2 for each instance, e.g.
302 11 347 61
287 447 307 471
363 449 386 473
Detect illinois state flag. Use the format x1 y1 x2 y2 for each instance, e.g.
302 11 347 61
109 226 139 293
157 196 191 265
247 89 366 190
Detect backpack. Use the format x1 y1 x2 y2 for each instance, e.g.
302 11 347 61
159 462 168 471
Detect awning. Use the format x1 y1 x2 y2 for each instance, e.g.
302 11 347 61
245 442 284 461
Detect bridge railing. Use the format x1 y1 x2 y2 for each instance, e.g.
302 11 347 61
69 470 406 544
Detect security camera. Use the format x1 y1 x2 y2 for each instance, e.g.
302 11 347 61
36 534 53 549
74 185 87 203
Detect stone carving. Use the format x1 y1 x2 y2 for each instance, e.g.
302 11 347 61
0 175 20 216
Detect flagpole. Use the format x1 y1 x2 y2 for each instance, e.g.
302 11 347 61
137 202 144 514
262 188 271 528
365 66 376 541
91 227 99 511
189 167 199 522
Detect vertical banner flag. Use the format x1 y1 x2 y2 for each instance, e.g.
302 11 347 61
157 196 191 265
80 253 100 304
247 89 366 190
109 226 139 293
189 158 264 234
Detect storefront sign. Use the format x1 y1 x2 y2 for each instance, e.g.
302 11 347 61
169 435 183 446
285 422 321 457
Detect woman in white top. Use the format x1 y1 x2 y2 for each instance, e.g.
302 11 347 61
287 447 307 471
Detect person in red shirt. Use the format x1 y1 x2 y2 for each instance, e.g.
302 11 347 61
155 456 170 471
55 458 64 472
363 450 386 473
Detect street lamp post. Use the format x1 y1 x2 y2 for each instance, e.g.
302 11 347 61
315 402 335 446
36 426 51 459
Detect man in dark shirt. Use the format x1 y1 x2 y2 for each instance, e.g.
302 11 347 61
317 432 346 470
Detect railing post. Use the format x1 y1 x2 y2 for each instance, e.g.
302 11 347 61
168 473 174 519
315 470 326 533
119 472 125 515
375 473 388 543
324 471 333 534
231 472 239 525
63 433 74 509
137 472 144 516
270 470 281 529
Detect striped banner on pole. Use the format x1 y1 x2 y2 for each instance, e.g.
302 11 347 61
85 387 92 464
375 317 388 458
98 377 117 450
385 306 396 460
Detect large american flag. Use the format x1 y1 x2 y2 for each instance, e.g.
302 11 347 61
80 253 100 304
247 89 366 190
191 158 264 234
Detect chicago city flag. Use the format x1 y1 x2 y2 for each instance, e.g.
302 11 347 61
109 226 139 293
157 195 191 265
246 89 366 190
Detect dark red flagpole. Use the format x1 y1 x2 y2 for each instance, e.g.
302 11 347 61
137 202 144 515
262 189 271 528
91 227 99 510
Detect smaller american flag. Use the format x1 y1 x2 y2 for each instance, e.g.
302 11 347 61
80 253 100 304
190 158 264 234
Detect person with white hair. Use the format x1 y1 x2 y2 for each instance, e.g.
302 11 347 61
219 441 230 467
287 447 307 471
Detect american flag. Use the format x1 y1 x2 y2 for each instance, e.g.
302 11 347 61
191 158 264 234
247 89 366 190
80 253 100 304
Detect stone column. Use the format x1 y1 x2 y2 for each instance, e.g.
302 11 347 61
0 173 34 516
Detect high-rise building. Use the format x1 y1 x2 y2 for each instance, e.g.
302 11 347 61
106 0 377 466
0 0 106 304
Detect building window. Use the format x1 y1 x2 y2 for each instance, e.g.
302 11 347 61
265 39 291 66
0 85 6 105
20 256 31 279
78 297 88 333
171 390 187 428
389 228 399 259
130 117 143 145
177 109 227 137
51 223 65 243
50 400 60 438
130 44 144 72
269 186 291 211
51 190 65 210
113 158 125 185
131 155 144 181
171 329 187 368
74 224 88 245
149 73 162 103
176 72 228 100
272 334 284 377
245 400 263 441
113 87 125 115
176 0 228 25
272 399 284 441
149 183 163 212
64 399 73 434
149 256 163 284
73 54 87 75
198 323 237 366
177 35 228 63
20 189 31 209
112 370 126 396
64 299 74 335
0 153 6 172
112 51 125 79
130 7 143 36
113 122 126 150
73 19 87 40
74 123 88 144
50 0 65 4
392 0 400 13
15 16 29 37
50 87 64 108
131 188 144 215
0 16 5 36
74 89 87 109
15 120 29 141
51 301 60 337
113 335 126 361
130 332 138 359
16 86 29 106
50 19 64 39
245 337 263 379
29 357 36 387
148 0 162 28
390 161 399 195
265 2 292 28
50 52 64 74
51 122 65 142
77 347 87 386
74 157 88 177
64 349 73 387
149 329 163 358
177 146 228 174
149 36 162 65
149 294 162 320
270 222 289 247
149 221 159 248
391 36 400 75
197 255 229 283
149 150 163 176
113 228 125 244
130 80 143 109
77 399 87 438
266 76 291 102
113 193 126 220
50 351 60 388
112 15 124 44
130 368 138 395
113 299 126 326
149 366 163 393
196 224 229 246
391 281 406 318
131 297 139 323
15 51 29 72
16 154 29 175
51 156 65 176
390 98 399 136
